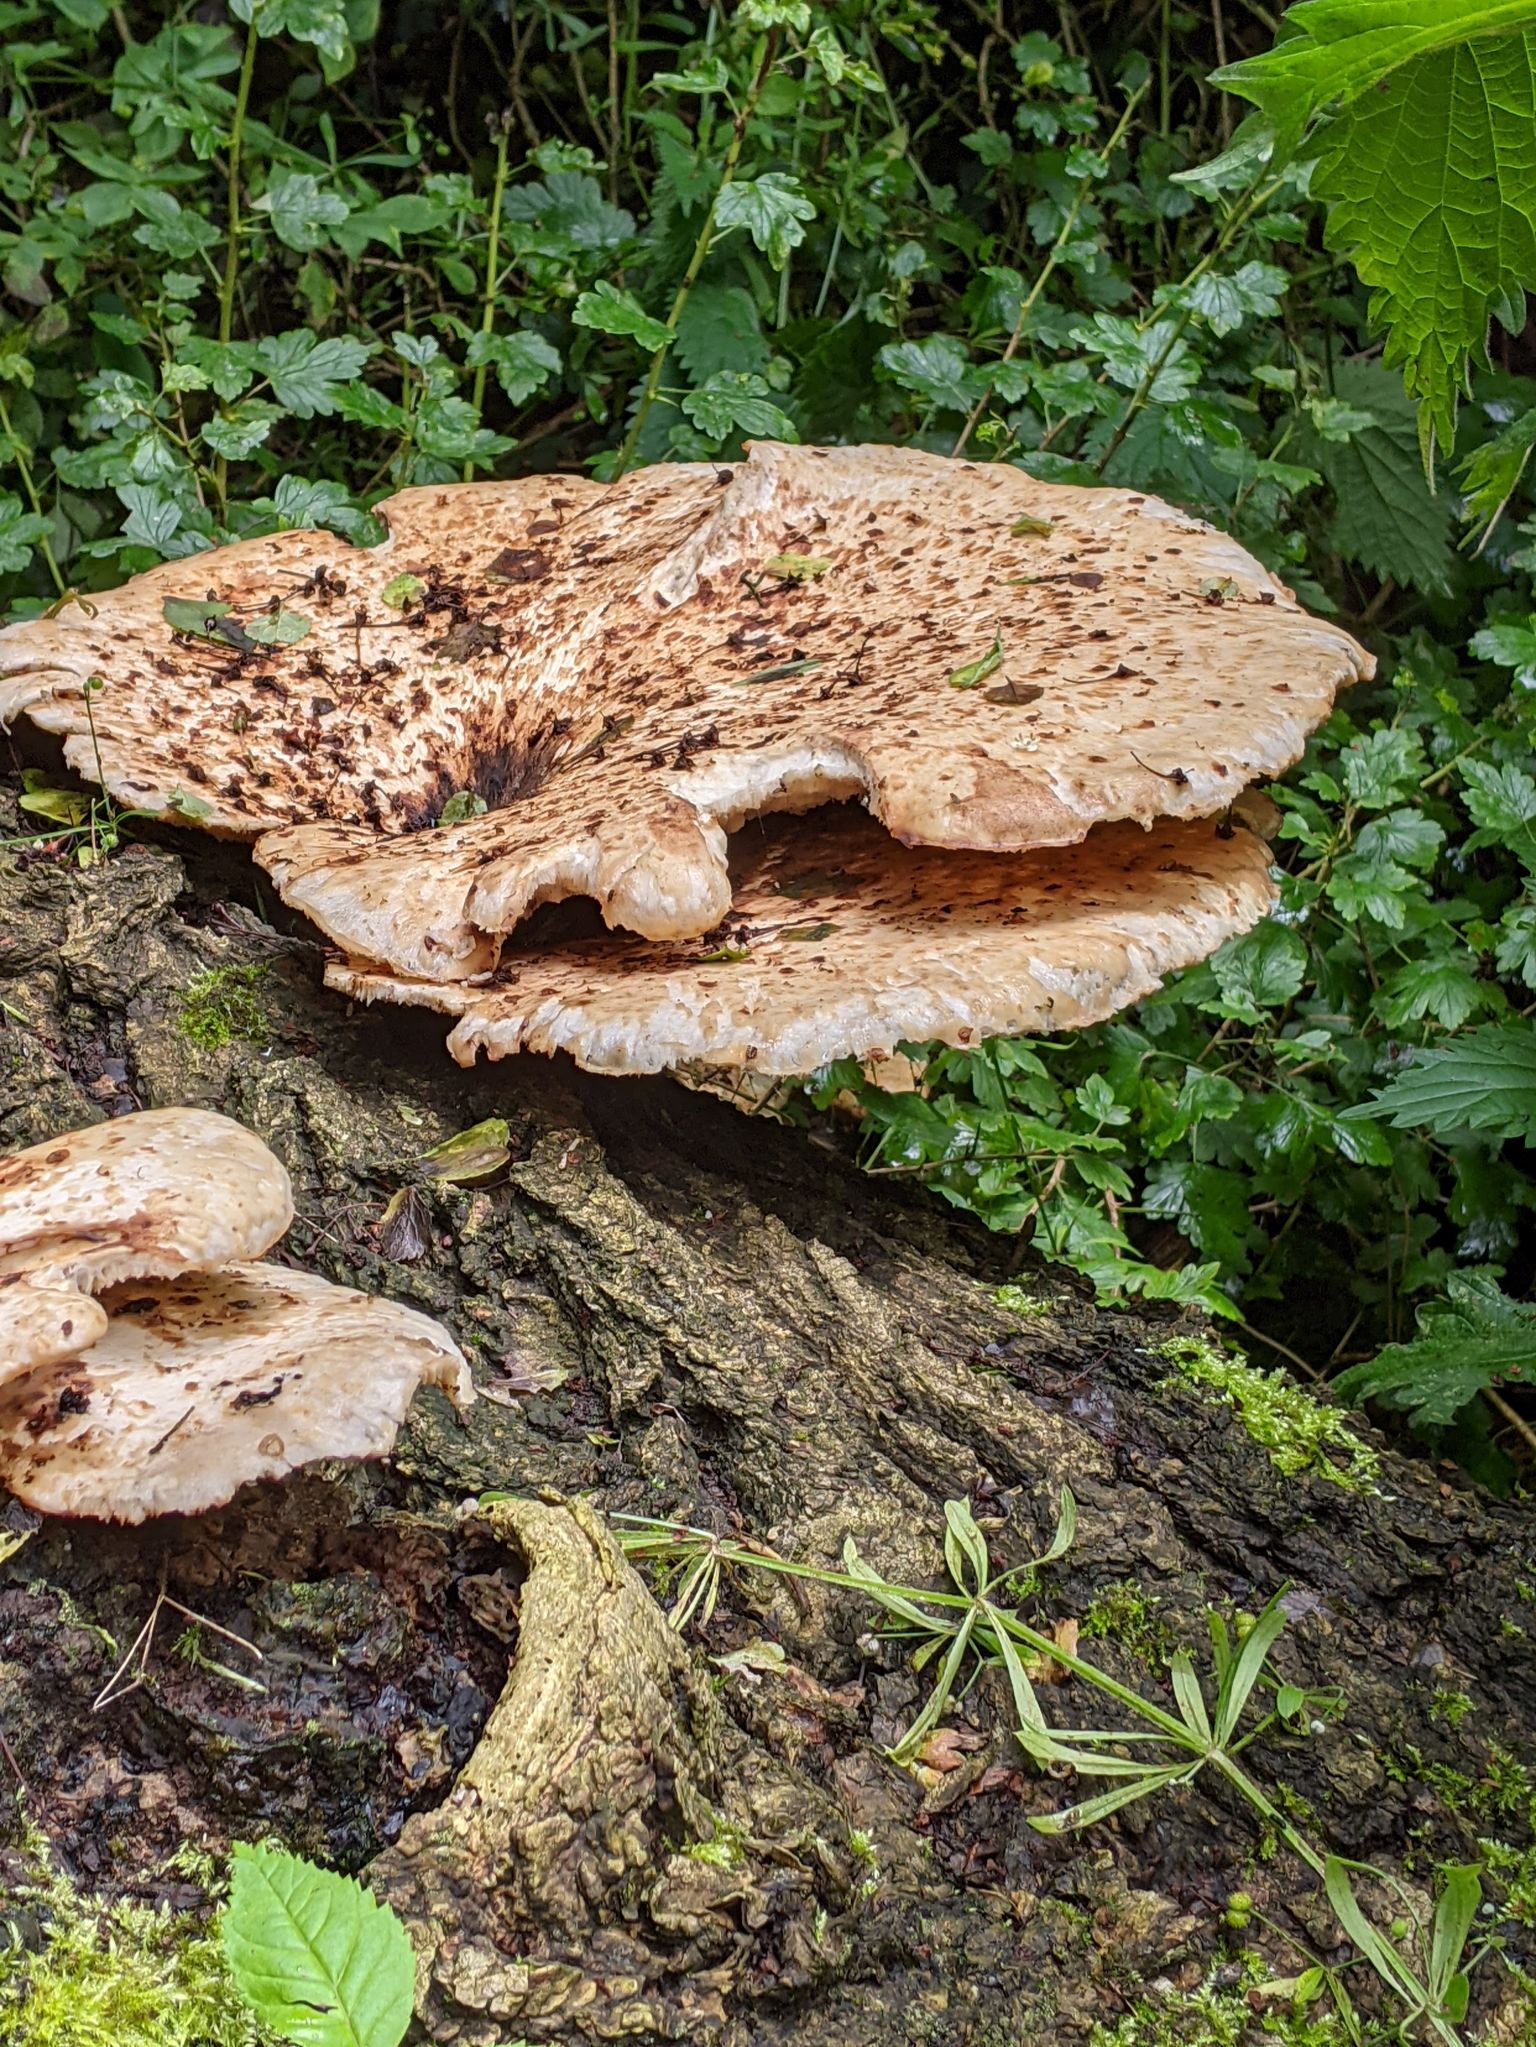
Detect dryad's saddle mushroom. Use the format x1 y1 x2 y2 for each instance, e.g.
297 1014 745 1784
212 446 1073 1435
0 445 1371 990
0 1110 472 1520
331 807 1277 1077
0 1108 292 1381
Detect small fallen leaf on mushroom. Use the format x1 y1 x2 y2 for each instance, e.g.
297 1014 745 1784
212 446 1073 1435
762 553 832 581
948 630 1005 691
379 572 425 609
245 606 312 648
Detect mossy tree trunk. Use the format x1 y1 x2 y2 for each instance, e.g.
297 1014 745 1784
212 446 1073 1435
1 827 1533 2045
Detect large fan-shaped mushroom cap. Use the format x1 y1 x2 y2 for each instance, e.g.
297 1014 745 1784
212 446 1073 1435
0 1109 294 1380
0 445 1367 982
0 1263 473 1521
329 807 1276 1076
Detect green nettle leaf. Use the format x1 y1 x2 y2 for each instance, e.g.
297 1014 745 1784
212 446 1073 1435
247 606 312 647
1212 0 1536 157
1359 1020 1536 1139
1210 921 1308 1017
1335 1269 1536 1425
223 1843 415 2047
1292 361 1457 596
1310 29 1536 464
254 172 351 252
713 172 817 268
673 284 770 381
571 282 673 354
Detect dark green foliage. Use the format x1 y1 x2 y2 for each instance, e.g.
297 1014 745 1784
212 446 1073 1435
0 0 1532 1472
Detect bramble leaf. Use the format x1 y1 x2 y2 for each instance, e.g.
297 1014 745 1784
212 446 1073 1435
222 1843 415 2047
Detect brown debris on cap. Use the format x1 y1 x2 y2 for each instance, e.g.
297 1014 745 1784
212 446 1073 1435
0 1109 294 1372
0 1276 109 1382
0 1263 474 1522
328 806 1276 1077
0 445 1368 982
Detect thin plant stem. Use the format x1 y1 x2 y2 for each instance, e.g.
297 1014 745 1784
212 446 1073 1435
952 83 1146 457
214 19 260 515
0 389 64 595
611 27 782 478
465 113 514 483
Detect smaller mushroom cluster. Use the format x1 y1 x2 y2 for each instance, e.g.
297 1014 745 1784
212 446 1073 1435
0 1109 471 1521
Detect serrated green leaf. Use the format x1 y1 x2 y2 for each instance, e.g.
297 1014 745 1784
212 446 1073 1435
1336 1270 1536 1422
381 573 424 610
1359 1020 1536 1138
679 372 797 442
673 283 770 382
1211 921 1308 1016
1213 0 1536 156
463 329 561 405
222 1843 415 2047
714 172 816 268
246 606 312 647
1292 361 1456 595
254 172 350 252
1310 29 1536 465
254 333 375 419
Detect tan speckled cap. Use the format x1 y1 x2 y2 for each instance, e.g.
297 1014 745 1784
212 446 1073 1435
0 445 1367 982
328 806 1277 1076
0 1263 473 1521
0 1109 293 1381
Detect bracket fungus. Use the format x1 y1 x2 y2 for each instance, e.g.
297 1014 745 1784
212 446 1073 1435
0 444 1369 985
0 1108 293 1379
0 1110 472 1520
330 807 1277 1076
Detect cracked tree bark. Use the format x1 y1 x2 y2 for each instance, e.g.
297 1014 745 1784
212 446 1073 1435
1 827 1533 2045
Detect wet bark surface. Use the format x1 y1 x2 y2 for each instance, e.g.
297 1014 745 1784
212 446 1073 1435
1 798 1534 2044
